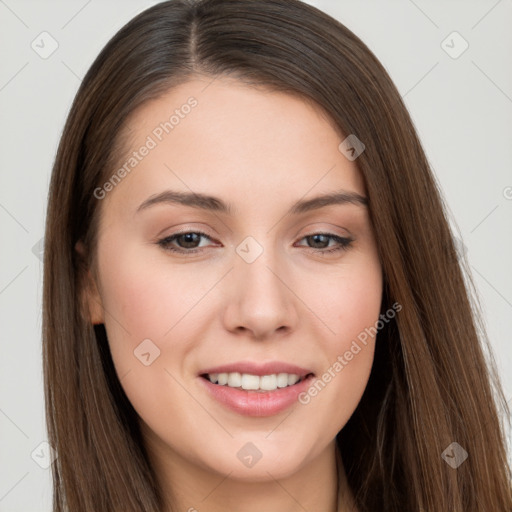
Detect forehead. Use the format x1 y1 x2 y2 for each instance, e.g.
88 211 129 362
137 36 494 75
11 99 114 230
102 76 366 218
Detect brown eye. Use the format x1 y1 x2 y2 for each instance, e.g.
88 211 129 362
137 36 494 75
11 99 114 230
296 233 354 254
157 231 214 254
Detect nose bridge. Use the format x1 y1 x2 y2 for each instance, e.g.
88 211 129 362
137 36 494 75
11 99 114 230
223 234 298 337
238 236 283 293
235 234 285 299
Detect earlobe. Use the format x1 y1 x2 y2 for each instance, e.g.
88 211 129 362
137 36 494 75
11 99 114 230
75 240 105 325
85 274 105 325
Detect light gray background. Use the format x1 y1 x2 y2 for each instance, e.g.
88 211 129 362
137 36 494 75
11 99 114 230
1 0 511 510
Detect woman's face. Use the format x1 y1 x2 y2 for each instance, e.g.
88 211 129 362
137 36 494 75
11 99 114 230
84 76 382 483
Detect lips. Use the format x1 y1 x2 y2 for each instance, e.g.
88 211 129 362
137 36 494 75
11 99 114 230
198 372 316 417
196 360 316 416
198 361 314 378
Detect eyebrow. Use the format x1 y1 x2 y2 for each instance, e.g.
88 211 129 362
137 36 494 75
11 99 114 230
136 189 368 216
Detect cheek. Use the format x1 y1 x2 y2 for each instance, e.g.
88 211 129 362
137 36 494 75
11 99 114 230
313 256 383 345
95 241 191 385
302 258 382 419
98 242 203 342
96 246 202 426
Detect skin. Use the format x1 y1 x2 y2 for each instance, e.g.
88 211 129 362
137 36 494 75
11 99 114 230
80 76 382 512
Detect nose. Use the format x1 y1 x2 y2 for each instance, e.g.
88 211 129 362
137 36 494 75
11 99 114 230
222 245 299 340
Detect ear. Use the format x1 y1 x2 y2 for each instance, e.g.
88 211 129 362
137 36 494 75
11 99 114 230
75 240 105 325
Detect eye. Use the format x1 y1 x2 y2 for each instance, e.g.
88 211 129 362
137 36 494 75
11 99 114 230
294 233 354 254
156 231 354 255
157 230 214 254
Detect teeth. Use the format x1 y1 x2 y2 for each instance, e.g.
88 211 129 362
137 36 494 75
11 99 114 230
206 372 304 391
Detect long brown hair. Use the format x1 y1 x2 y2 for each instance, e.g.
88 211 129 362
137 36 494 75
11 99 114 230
42 0 512 510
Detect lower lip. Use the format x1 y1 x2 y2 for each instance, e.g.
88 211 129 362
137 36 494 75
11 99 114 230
198 374 315 417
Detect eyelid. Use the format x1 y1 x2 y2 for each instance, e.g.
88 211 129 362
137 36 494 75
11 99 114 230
154 223 216 240
296 221 353 239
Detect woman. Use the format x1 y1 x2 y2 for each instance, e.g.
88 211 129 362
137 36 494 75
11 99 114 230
42 0 512 510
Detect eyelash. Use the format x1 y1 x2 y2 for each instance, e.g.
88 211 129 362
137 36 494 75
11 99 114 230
156 230 354 255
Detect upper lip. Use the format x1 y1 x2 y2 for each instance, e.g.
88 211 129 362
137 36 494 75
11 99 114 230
199 361 314 378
